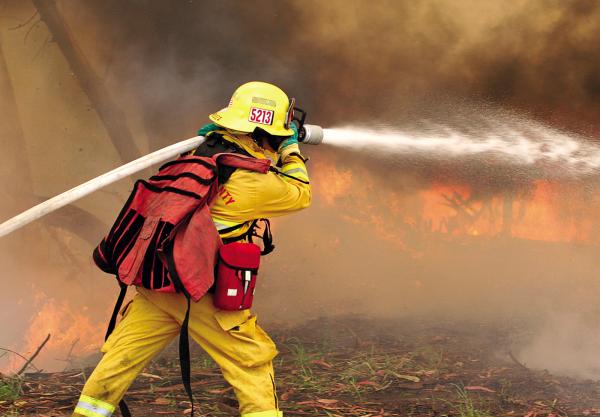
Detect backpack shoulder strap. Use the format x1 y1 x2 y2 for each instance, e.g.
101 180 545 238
214 153 271 174
194 133 272 181
193 133 252 183
194 133 252 157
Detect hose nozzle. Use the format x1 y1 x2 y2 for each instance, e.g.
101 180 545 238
299 124 324 145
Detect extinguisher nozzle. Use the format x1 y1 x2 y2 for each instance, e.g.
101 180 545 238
300 124 324 145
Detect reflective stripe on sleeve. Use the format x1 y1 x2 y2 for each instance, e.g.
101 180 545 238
74 395 115 417
282 167 308 177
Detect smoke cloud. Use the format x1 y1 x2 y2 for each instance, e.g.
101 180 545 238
0 0 599 378
53 0 600 141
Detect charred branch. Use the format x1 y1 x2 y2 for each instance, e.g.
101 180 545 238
508 350 529 371
0 348 41 373
17 333 51 376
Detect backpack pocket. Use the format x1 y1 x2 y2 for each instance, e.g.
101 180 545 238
117 216 160 284
213 242 261 311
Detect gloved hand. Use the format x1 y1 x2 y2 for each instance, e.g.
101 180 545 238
278 123 302 160
197 123 220 137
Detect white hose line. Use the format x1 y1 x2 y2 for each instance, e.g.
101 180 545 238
0 136 206 238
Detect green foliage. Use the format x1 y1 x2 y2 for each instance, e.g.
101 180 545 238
286 339 313 368
0 377 22 402
415 345 445 370
448 384 490 417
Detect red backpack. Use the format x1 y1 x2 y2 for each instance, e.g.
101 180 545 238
94 152 270 301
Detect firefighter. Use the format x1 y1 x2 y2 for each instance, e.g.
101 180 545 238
73 81 311 417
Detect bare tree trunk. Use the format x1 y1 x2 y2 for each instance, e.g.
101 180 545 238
0 31 33 216
1 30 108 247
30 0 141 163
0 31 44 309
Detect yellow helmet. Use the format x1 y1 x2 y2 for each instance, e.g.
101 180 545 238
209 81 295 136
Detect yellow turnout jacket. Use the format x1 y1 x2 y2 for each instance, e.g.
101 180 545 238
208 131 311 239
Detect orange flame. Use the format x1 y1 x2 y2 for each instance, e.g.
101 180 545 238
312 161 599 246
312 160 354 206
5 290 105 374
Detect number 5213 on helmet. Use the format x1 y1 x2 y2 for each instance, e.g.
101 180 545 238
209 81 306 137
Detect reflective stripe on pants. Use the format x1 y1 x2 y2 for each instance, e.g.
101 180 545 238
73 395 115 417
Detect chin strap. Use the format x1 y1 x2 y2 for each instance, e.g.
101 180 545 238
269 166 310 185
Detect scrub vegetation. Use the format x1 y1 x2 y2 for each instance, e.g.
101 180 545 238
446 385 490 417
0 376 21 417
2 317 600 416
0 377 21 402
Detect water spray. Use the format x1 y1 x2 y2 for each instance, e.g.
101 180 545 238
0 125 325 238
324 122 600 173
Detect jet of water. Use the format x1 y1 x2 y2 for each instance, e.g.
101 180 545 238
323 118 600 175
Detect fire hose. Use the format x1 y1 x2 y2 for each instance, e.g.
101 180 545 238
0 124 324 238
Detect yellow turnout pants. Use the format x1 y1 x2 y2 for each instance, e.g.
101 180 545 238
72 288 281 417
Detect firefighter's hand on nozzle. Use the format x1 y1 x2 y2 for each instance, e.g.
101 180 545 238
278 124 301 160
278 123 299 149
197 123 220 137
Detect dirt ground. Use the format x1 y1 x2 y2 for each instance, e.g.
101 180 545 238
2 317 600 417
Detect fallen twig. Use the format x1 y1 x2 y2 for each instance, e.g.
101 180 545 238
17 333 51 376
57 338 80 371
0 348 42 372
508 350 529 371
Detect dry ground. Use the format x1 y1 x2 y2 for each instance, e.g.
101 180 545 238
2 317 600 417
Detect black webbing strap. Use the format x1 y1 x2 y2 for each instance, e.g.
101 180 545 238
256 219 275 256
179 296 194 416
118 400 131 417
193 134 253 184
221 219 275 255
104 280 132 417
104 280 128 341
217 222 246 235
269 166 310 185
161 229 196 416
